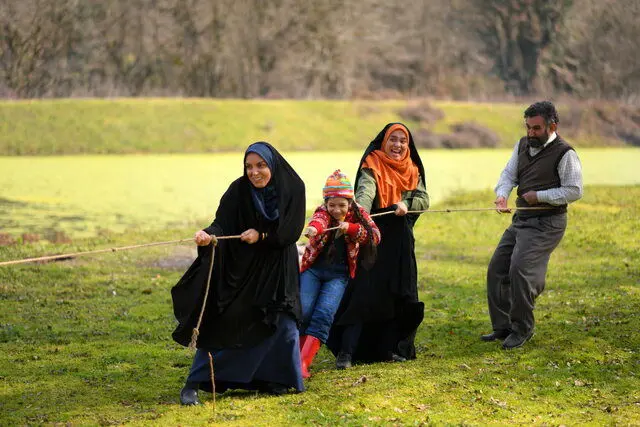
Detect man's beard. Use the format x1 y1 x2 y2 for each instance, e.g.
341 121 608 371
528 134 547 148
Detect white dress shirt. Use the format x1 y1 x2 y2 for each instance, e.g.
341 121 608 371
494 132 583 205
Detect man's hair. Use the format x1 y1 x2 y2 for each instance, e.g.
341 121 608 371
524 101 559 125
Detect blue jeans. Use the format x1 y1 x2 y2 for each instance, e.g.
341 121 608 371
300 264 349 343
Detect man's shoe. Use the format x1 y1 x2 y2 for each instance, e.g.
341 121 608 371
335 352 352 369
480 330 511 342
502 331 534 350
179 386 200 405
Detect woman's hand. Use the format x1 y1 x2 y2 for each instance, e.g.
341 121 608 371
394 201 408 216
240 228 260 244
195 230 217 246
304 226 318 238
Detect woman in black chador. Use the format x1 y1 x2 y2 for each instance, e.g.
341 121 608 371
172 142 306 404
327 123 429 368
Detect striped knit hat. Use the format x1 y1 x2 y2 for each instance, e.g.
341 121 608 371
323 169 354 200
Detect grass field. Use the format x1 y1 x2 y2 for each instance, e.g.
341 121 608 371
0 99 621 155
1 148 639 239
1 98 638 424
1 185 638 425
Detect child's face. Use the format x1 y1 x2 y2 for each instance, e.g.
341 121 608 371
326 197 350 221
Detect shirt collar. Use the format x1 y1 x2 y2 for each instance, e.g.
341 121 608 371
543 132 557 148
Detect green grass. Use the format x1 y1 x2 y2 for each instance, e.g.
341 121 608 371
1 148 639 239
0 99 621 155
1 185 639 425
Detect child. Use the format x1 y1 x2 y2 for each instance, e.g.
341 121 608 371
298 169 381 378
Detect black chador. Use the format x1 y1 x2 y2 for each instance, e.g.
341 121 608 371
172 142 305 350
328 123 427 363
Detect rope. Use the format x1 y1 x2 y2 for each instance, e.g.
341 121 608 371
208 352 216 413
320 206 553 232
0 235 241 267
0 238 191 266
406 206 552 214
0 206 554 266
189 241 217 350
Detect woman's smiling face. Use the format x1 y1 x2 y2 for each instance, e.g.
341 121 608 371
384 129 409 160
245 152 272 188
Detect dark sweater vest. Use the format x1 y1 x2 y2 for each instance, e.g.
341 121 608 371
516 135 574 217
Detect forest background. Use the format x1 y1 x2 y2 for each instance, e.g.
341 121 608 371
1 0 639 103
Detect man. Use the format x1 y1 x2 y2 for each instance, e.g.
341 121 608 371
482 101 583 350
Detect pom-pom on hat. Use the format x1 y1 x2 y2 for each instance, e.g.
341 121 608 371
323 169 354 200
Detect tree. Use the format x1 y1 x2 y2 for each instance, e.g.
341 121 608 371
546 0 640 101
467 0 572 95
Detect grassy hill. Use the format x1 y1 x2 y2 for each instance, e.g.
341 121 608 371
1 185 638 425
0 99 622 155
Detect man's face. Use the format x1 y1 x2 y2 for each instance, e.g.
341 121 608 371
525 115 554 148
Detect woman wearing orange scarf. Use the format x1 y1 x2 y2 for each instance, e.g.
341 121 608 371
327 123 429 368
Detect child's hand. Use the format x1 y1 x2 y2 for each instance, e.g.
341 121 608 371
338 222 350 232
304 226 318 238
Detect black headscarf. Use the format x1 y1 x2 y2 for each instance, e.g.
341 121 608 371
171 142 306 349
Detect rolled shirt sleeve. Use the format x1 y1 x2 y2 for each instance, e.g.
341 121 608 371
536 150 583 205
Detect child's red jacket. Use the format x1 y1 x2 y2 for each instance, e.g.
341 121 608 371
300 203 381 278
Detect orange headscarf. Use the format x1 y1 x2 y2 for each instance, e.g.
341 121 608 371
361 124 419 208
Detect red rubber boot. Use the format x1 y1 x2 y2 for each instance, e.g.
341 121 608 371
300 336 322 379
299 335 310 378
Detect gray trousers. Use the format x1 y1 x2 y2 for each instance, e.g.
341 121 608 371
487 213 567 335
